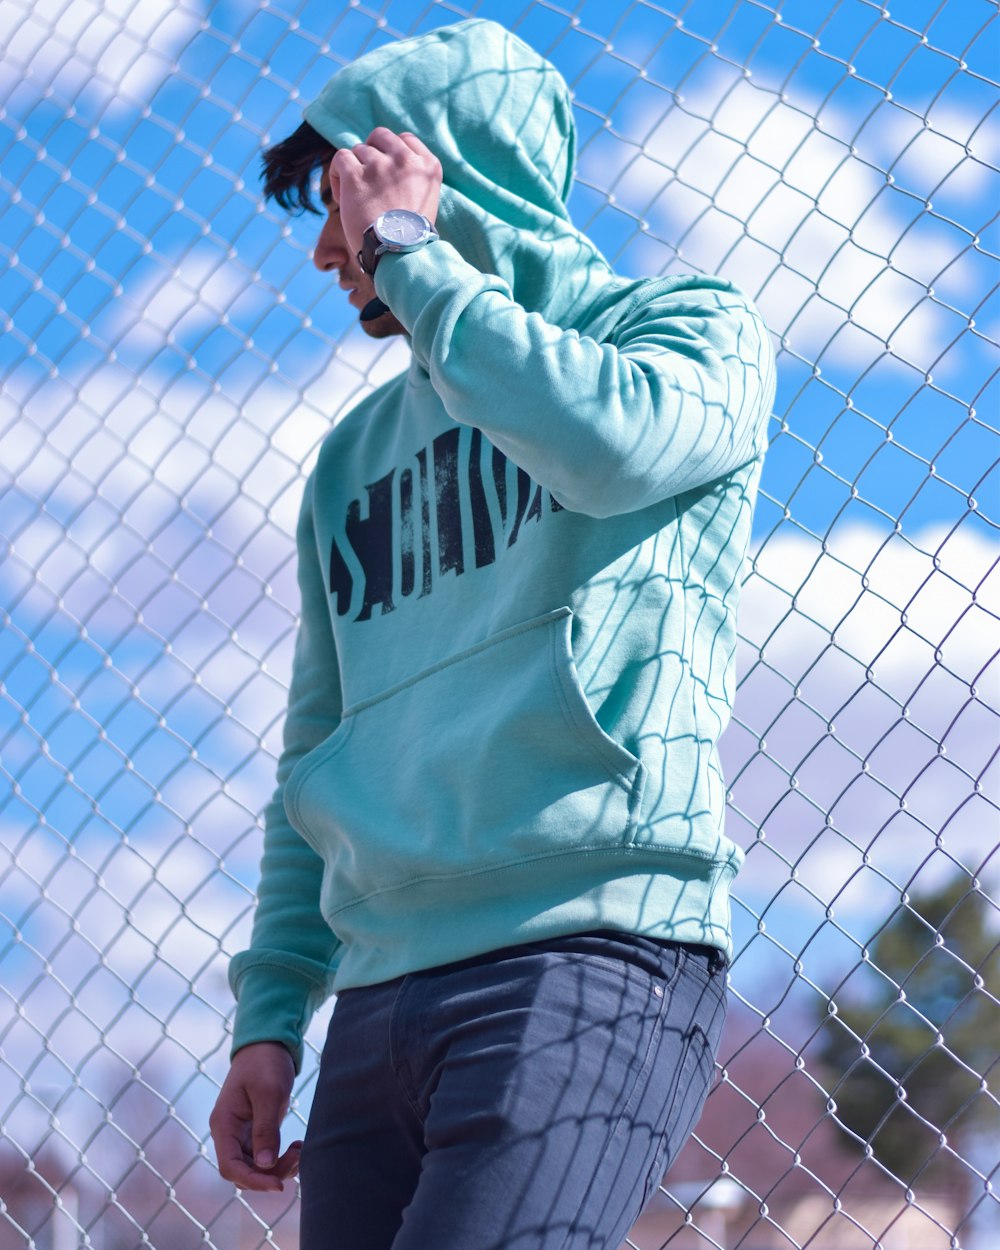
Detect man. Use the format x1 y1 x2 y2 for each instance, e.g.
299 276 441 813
209 16 775 1249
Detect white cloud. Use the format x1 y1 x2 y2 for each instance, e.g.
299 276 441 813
4 315 410 647
1 0 202 113
728 520 998 970
100 243 270 369
592 61 989 372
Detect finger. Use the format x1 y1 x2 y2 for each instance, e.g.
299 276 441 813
271 1139 304 1181
349 141 379 164
366 126 411 152
331 148 361 176
221 1155 287 1192
216 1138 286 1192
397 131 436 159
212 1116 285 1192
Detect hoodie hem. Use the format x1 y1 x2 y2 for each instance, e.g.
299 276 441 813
327 845 740 991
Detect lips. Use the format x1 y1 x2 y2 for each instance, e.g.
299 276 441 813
340 281 370 305
338 277 372 307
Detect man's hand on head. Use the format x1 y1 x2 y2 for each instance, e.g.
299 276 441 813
330 128 442 260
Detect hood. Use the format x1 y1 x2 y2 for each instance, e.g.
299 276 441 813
303 17 624 330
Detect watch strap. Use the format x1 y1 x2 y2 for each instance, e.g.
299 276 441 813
358 225 384 278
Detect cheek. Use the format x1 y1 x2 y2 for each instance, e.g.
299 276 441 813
320 212 346 246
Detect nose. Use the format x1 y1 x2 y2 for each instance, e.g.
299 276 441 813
313 214 350 273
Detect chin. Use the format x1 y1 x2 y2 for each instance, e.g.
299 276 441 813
360 310 407 339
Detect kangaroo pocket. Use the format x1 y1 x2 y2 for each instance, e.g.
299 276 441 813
283 607 646 918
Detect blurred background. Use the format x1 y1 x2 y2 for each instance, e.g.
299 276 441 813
1 0 997 1247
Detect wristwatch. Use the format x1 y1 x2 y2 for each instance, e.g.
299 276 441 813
358 209 440 277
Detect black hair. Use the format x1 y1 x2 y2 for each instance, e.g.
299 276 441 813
261 121 336 216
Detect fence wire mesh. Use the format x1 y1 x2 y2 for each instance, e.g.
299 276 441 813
1 0 998 1247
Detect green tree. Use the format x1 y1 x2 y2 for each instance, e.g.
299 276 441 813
812 874 999 1191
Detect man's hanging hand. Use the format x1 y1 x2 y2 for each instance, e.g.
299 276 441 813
210 1042 302 1192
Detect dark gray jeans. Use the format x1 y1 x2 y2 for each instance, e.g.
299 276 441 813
299 930 728 1249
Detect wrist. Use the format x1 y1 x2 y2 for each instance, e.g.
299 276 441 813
232 1039 295 1062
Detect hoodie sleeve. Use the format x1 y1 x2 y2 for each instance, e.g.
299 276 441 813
374 241 775 519
227 473 343 1074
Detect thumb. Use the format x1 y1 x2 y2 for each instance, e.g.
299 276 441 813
250 1091 286 1170
251 1121 280 1170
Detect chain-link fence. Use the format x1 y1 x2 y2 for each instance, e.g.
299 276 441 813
1 1 997 1247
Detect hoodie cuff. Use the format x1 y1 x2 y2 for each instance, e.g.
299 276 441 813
373 239 501 352
229 957 332 1075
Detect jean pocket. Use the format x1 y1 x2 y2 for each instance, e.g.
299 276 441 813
678 945 730 1010
638 953 728 1207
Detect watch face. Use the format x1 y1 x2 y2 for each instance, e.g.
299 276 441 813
378 209 427 245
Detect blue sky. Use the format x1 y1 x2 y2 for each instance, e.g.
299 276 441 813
1 0 997 1244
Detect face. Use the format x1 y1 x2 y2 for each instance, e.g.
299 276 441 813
313 163 408 340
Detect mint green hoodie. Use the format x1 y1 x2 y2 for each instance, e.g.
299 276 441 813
229 17 775 1070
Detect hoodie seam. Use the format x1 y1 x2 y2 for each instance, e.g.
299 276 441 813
340 607 571 717
326 842 727 919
